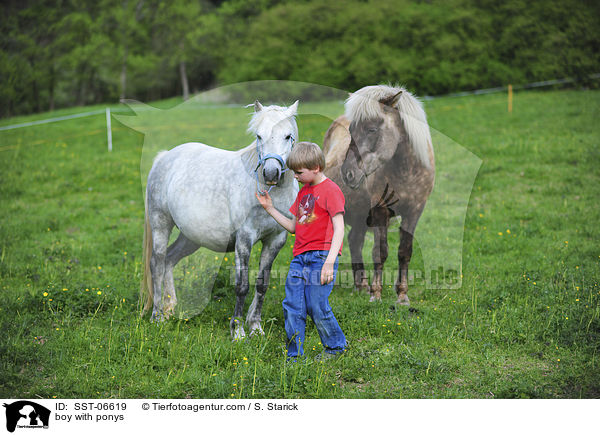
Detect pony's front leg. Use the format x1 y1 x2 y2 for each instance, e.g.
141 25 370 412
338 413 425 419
246 231 287 336
371 229 389 302
231 231 254 340
348 225 369 293
369 207 391 302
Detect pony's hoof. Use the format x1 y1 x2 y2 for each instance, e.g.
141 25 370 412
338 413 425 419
395 295 410 306
369 295 382 302
150 312 166 323
248 324 264 337
354 281 369 293
163 303 177 317
232 327 246 342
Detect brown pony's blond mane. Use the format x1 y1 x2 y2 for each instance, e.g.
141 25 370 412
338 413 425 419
345 84 433 168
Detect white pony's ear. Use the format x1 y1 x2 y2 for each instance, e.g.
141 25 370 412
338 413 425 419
254 100 264 112
287 100 299 116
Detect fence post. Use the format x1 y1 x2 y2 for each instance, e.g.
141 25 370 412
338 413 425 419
106 107 113 152
508 84 513 113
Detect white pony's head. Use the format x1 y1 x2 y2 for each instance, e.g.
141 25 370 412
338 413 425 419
248 100 299 186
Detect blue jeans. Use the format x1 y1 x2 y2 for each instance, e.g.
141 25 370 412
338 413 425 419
283 250 346 357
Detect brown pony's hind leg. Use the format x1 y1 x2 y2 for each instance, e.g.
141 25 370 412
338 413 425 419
348 225 369 293
396 228 413 305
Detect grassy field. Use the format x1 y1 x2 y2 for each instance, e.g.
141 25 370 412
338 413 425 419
0 88 599 399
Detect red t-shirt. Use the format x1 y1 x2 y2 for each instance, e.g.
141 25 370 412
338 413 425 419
289 177 345 257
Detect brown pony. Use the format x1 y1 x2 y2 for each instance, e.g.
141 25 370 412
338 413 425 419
323 85 434 304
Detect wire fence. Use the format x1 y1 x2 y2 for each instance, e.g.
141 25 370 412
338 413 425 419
1 73 598 145
423 73 600 100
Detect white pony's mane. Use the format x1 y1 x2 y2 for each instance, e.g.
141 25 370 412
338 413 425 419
345 84 433 168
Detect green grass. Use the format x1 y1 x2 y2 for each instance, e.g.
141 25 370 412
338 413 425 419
0 89 599 398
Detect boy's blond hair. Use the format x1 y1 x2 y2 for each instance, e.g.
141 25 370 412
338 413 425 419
286 141 326 172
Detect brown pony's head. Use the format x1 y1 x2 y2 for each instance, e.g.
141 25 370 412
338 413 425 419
341 85 433 189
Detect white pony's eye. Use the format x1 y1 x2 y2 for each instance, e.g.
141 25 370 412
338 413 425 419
285 134 293 142
257 135 262 142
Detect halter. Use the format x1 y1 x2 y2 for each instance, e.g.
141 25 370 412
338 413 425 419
254 136 293 194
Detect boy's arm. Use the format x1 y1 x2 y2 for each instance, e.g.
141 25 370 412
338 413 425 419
255 192 296 234
321 212 344 285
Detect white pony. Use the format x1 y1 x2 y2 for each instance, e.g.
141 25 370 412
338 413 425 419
141 101 299 340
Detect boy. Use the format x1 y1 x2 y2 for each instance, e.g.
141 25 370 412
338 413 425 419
256 141 346 360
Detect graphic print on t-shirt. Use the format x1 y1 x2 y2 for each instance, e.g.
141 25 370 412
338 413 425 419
297 193 319 225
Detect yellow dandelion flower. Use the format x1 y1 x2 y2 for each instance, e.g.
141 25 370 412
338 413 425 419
43 292 48 297
498 232 503 236
506 229 511 234
97 291 102 295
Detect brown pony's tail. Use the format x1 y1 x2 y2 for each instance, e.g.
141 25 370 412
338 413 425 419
140 196 154 316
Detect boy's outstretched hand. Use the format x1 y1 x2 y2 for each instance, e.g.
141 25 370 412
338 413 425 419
255 191 273 210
